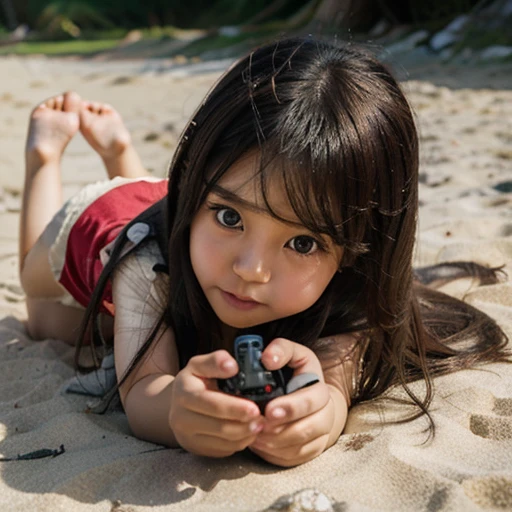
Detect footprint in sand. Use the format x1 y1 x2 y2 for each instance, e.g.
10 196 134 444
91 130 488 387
470 413 512 441
463 394 512 508
463 476 512 510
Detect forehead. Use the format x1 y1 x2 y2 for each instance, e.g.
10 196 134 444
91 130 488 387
214 150 300 222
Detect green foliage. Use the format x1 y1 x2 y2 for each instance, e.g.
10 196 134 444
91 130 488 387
28 0 114 38
0 38 120 55
452 15 512 52
191 0 309 28
23 0 310 31
7 0 508 59
174 29 276 58
15 0 492 37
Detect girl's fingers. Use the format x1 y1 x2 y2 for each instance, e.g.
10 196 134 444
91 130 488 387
174 407 263 441
175 350 238 395
185 432 260 458
249 401 334 466
258 338 327 423
258 397 334 447
171 405 263 457
250 432 329 467
180 386 261 421
263 382 330 423
261 338 324 378
173 350 260 420
185 350 239 380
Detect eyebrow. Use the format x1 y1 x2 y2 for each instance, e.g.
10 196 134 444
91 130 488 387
209 184 268 214
209 184 306 229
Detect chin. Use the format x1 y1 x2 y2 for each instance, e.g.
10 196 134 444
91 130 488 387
220 317 261 329
213 310 266 330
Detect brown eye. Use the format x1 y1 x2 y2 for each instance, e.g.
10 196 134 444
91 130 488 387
216 208 242 228
288 236 317 255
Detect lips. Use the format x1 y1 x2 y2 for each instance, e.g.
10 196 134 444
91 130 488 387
221 290 261 310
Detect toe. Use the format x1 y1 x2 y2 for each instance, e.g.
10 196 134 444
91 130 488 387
43 95 62 110
54 95 64 111
89 101 102 114
62 91 82 113
101 104 114 114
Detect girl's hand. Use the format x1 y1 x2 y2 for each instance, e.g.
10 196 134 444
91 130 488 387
249 338 342 467
169 350 265 457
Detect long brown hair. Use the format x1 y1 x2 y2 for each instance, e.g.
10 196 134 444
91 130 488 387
164 36 509 421
76 37 510 426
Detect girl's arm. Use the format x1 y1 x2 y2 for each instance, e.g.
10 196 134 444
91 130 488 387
116 328 181 446
111 247 264 453
111 249 181 446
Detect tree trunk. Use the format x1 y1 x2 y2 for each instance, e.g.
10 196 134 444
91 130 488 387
0 0 18 30
310 0 378 30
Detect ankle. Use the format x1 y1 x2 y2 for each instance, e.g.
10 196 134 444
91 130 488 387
25 145 62 170
101 141 132 167
101 144 148 179
92 126 132 162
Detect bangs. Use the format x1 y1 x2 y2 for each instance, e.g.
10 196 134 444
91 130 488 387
255 142 372 259
184 37 417 269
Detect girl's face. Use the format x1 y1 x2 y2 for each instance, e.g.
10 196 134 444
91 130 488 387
189 151 343 330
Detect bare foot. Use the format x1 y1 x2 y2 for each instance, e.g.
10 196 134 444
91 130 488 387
80 101 148 179
25 91 81 168
20 91 81 270
79 101 131 160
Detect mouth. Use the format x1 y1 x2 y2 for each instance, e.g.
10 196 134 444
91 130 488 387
220 290 261 311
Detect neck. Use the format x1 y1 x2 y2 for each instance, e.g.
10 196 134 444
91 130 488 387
219 323 238 354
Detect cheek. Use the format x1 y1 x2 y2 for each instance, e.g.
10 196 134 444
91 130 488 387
277 257 337 309
190 219 225 280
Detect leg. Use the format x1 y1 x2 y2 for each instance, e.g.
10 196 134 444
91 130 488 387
20 92 123 344
79 101 149 179
20 91 85 341
20 91 81 271
26 298 113 345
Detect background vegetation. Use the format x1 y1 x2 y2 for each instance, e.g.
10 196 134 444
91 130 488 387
2 0 485 33
0 0 509 59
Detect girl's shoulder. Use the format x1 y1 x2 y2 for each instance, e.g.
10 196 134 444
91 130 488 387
318 331 369 405
112 238 169 313
318 331 366 360
111 238 171 384
115 236 168 279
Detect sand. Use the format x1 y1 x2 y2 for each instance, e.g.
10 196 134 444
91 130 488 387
0 53 511 511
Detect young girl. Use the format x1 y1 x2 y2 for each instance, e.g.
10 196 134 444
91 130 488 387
19 37 510 468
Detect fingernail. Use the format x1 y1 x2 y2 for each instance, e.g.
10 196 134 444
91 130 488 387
271 349 283 364
250 421 263 433
221 360 236 371
271 407 286 419
248 407 260 418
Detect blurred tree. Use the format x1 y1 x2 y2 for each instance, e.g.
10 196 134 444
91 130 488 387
7 0 494 34
375 0 483 24
33 0 114 38
0 0 18 30
308 0 377 31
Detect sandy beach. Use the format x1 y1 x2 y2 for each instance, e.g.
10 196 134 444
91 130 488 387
0 53 511 511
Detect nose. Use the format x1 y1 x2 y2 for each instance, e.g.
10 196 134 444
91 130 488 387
232 241 272 284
